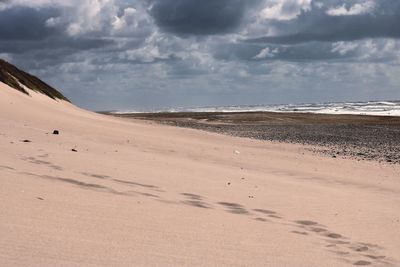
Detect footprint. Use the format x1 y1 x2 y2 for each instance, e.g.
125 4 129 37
353 260 371 266
218 202 249 215
0 165 15 170
359 243 383 250
330 250 350 256
292 231 308 236
268 214 283 219
254 217 268 222
325 233 343 239
351 245 369 252
253 209 277 215
181 193 211 209
295 220 319 226
181 193 203 200
81 172 111 179
364 255 385 260
327 240 350 245
311 227 327 233
182 200 211 209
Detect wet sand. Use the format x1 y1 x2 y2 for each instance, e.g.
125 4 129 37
113 111 400 164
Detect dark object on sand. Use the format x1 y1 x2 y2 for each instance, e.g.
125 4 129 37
22 140 31 143
53 130 59 135
71 148 78 152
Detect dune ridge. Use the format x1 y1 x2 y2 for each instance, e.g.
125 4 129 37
0 59 69 102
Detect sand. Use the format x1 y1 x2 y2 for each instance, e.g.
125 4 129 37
115 111 400 163
1 82 400 266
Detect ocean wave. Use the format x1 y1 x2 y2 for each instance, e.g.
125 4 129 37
113 100 400 117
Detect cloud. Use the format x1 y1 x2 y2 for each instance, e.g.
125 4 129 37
0 0 152 55
331 42 358 56
148 0 259 35
0 6 59 40
245 0 400 44
1 0 400 110
260 0 312 21
326 1 375 16
253 47 278 59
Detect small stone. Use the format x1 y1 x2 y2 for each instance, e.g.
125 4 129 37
52 130 59 135
71 148 78 152
22 140 31 143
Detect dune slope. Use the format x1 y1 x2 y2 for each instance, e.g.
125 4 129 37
1 82 399 266
0 59 69 101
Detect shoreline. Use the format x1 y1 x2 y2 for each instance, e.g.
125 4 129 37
106 111 400 164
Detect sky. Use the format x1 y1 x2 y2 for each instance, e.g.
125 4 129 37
1 0 399 110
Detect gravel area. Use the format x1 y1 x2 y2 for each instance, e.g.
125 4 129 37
109 112 400 164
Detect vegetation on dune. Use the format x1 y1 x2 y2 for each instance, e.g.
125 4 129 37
0 59 70 102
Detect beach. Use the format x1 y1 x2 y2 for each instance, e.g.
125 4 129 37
112 111 400 164
1 83 400 266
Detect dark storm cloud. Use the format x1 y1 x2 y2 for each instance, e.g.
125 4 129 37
0 37 115 54
246 0 400 44
149 0 260 35
0 4 116 63
0 6 59 40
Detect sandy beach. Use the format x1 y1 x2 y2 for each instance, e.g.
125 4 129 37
1 82 400 266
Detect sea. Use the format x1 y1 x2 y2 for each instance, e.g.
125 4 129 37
113 100 400 117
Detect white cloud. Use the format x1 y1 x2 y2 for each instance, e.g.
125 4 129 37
314 2 324 9
112 7 137 30
358 39 400 62
20 0 152 37
254 47 278 59
327 1 375 16
45 16 61 27
121 32 173 63
332 39 400 63
331 42 358 55
0 0 74 9
260 0 312 21
65 0 118 36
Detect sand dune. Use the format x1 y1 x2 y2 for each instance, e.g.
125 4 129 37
1 82 400 266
